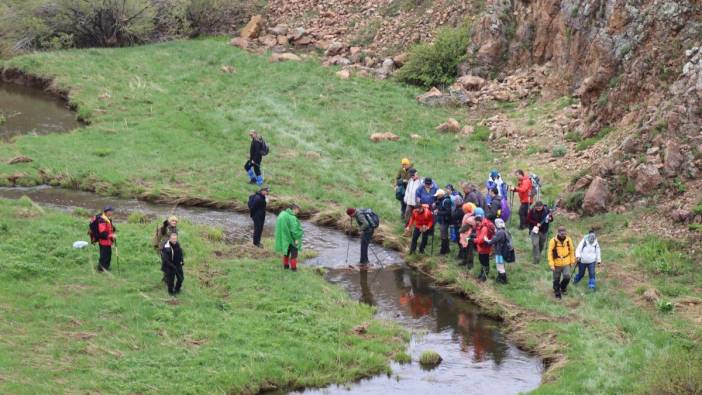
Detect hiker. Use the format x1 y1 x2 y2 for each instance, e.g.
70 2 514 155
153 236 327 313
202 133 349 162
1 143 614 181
485 218 512 284
416 177 438 207
161 232 185 295
274 204 304 271
406 204 433 255
96 206 116 272
547 226 576 299
486 170 508 201
245 130 266 186
463 183 485 209
446 184 464 250
403 168 421 221
473 208 495 282
485 188 501 222
435 189 453 255
248 186 269 247
346 207 380 267
153 215 178 252
395 158 412 217
458 202 477 268
574 230 602 290
527 201 552 264
511 169 533 229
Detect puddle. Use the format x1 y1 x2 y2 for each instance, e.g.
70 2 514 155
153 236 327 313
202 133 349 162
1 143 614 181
0 186 542 394
0 82 80 139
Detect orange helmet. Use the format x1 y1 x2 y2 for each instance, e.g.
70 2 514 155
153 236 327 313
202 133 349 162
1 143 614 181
462 202 476 214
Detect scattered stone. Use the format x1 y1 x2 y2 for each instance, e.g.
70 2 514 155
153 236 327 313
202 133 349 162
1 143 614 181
410 134 422 140
634 164 664 194
643 288 661 303
392 52 409 67
258 34 278 48
670 209 692 224
663 140 684 177
335 69 351 79
304 151 322 159
381 58 395 75
457 75 487 91
324 42 346 57
229 37 249 49
436 118 461 133
327 56 351 66
276 35 289 45
291 27 306 41
352 322 369 335
294 36 314 46
240 15 264 40
646 146 660 156
583 176 609 215
7 156 33 165
220 65 236 74
269 53 302 62
416 87 448 106
269 24 289 36
460 125 474 135
573 175 593 191
370 132 400 142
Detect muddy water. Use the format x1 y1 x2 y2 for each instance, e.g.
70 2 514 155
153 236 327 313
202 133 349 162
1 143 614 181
0 82 80 139
0 186 542 394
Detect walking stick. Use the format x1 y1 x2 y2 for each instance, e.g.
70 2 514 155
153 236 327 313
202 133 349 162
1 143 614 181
509 188 515 227
345 217 352 266
113 239 120 275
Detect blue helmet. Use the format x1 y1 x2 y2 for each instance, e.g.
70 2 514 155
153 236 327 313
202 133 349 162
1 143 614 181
489 170 499 179
473 207 485 218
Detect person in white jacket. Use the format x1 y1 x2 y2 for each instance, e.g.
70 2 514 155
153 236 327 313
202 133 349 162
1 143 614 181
574 230 602 290
403 168 421 221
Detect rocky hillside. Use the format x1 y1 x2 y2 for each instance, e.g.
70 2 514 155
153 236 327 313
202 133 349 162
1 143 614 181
253 0 702 225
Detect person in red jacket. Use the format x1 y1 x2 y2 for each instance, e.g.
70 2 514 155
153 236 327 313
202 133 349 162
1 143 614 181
97 206 116 272
406 204 434 254
473 208 495 282
511 169 533 229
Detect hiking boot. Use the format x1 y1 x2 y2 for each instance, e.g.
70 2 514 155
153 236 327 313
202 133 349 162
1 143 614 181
560 278 570 295
283 265 290 270
291 267 297 272
249 179 257 184
555 290 562 299
478 268 487 282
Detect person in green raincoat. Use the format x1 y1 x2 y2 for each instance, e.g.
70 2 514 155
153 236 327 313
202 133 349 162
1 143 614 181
275 204 304 271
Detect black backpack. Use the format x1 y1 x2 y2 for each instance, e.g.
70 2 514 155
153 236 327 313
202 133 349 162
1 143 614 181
503 230 515 263
88 214 101 244
260 138 270 156
360 209 380 229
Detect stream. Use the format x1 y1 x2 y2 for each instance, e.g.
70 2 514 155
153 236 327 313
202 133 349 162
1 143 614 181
0 186 542 394
0 82 541 394
0 82 80 140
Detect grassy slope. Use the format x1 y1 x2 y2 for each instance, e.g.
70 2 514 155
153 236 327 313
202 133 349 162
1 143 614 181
0 38 700 393
0 198 404 394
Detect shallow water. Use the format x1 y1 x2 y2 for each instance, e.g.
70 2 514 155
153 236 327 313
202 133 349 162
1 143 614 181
0 186 542 394
0 82 80 139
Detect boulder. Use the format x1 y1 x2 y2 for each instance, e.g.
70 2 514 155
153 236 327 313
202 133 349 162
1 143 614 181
291 27 306 41
436 118 461 134
643 288 661 303
269 53 301 62
269 24 288 36
582 176 609 215
294 36 314 46
229 37 249 49
258 34 278 48
240 15 264 40
335 69 351 80
573 175 593 191
392 52 409 67
381 58 395 74
276 35 289 45
325 42 346 57
460 125 474 135
457 75 487 91
7 156 33 165
670 208 692 224
663 140 684 177
349 46 362 56
370 132 400 142
416 87 442 103
635 164 664 194
327 56 351 66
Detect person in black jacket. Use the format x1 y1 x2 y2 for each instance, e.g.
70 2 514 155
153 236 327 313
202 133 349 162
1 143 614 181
485 188 501 223
435 189 453 255
249 186 269 247
161 232 184 295
245 130 266 186
526 201 552 265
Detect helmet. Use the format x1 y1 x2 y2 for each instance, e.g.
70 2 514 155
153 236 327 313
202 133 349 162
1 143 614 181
495 218 505 228
434 189 446 197
401 158 410 166
490 170 499 179
462 202 476 214
473 207 485 218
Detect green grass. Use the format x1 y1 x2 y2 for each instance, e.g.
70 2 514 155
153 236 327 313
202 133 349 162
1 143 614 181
0 38 478 226
0 198 404 393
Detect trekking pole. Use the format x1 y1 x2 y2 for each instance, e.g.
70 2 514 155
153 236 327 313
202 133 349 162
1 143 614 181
509 188 515 227
368 245 385 270
113 239 120 275
430 230 435 256
345 218 352 266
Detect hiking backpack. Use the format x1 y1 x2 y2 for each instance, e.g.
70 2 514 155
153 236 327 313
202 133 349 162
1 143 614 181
88 214 101 244
504 230 516 263
360 209 380 229
247 193 257 210
260 138 270 156
529 173 541 201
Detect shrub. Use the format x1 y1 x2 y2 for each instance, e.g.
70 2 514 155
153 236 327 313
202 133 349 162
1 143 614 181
655 299 673 313
419 350 442 366
49 0 156 47
127 211 148 224
206 226 224 242
551 145 567 157
565 130 581 142
564 191 584 211
185 0 256 37
393 351 411 364
395 23 470 88
469 125 490 142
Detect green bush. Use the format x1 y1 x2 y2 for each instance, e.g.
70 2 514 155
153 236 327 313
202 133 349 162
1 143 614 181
469 125 490 142
565 131 581 142
419 350 442 366
564 191 584 211
551 145 567 157
395 23 470 88
393 351 411 364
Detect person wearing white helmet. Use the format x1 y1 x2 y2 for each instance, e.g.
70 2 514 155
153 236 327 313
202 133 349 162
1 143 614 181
485 218 513 284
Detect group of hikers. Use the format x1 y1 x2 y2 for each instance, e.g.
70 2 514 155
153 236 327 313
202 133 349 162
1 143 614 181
393 158 602 297
87 133 602 299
